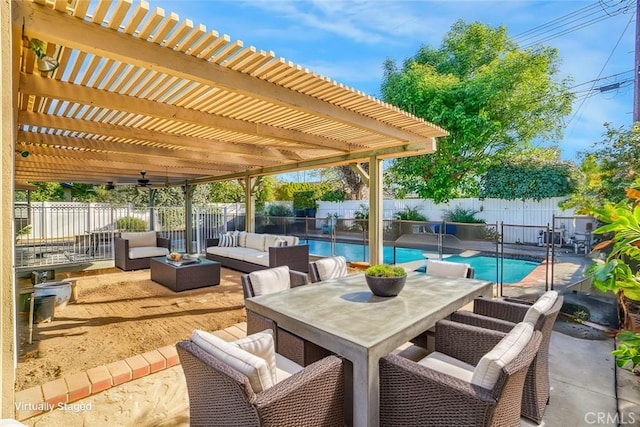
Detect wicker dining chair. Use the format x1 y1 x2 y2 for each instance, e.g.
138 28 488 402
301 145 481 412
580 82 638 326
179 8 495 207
309 256 348 283
241 266 330 366
380 320 542 427
449 291 563 423
177 339 345 427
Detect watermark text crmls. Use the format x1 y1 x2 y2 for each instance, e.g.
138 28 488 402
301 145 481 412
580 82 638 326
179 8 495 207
585 412 637 425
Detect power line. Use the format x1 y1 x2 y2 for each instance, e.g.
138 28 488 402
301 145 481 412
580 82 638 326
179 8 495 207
513 0 635 48
566 12 635 133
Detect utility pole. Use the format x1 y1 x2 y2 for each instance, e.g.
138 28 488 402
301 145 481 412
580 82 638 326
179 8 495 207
634 0 640 122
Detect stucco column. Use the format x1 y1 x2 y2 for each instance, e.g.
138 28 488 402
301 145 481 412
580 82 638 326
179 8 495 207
1 0 17 417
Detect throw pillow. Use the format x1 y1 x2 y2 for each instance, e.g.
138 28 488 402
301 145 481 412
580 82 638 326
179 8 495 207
232 330 277 381
471 322 534 389
191 329 275 392
218 233 236 247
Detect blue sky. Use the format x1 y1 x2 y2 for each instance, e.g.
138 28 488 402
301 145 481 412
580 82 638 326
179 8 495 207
152 0 634 164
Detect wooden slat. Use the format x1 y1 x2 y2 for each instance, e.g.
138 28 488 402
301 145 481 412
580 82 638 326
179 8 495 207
164 19 193 49
92 0 111 25
149 12 179 44
123 0 150 35
137 6 165 40
108 0 132 30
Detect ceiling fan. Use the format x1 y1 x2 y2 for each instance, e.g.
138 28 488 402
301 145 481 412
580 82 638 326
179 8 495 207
137 170 151 187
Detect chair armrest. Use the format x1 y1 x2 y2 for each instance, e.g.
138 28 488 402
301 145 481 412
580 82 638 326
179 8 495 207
450 311 515 334
435 319 506 366
206 238 220 248
156 236 171 250
379 354 496 426
289 270 309 288
254 355 344 425
269 244 309 273
473 298 530 323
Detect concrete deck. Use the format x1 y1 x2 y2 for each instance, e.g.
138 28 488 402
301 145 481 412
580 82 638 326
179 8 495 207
20 321 640 427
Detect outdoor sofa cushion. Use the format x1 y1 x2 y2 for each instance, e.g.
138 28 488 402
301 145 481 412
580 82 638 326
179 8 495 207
128 246 170 259
523 290 559 325
191 329 276 393
120 231 157 248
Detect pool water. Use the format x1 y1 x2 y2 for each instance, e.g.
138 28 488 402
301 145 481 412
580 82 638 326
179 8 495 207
304 239 540 284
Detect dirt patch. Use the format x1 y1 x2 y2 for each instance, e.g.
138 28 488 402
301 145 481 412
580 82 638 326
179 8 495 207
16 267 246 391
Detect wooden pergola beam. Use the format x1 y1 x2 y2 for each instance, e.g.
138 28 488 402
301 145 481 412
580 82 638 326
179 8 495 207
19 111 302 162
20 73 353 152
21 1 437 144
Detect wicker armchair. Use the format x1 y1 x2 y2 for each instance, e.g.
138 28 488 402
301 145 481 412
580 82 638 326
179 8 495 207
449 292 564 423
114 231 171 271
177 340 345 427
380 320 542 427
309 256 348 283
241 267 331 366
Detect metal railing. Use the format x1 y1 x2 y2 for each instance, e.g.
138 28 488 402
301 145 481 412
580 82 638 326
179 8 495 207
14 203 234 269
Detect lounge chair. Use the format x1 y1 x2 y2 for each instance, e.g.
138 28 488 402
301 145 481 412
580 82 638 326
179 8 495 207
449 290 563 423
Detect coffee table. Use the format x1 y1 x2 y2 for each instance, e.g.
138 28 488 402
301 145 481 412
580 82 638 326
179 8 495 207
150 257 221 292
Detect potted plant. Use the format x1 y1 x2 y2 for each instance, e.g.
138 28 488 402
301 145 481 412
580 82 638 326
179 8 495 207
394 206 428 235
442 206 486 240
364 264 407 297
587 180 640 370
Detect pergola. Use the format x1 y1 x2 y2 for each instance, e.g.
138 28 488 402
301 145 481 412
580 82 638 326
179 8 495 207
1 0 447 415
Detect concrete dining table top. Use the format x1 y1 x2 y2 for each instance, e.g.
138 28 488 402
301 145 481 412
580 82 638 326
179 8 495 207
245 270 494 427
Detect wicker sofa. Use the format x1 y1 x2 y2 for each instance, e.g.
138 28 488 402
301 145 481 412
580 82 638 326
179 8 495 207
114 231 171 271
206 232 309 273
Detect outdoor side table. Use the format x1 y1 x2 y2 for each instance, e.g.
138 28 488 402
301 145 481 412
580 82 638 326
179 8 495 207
150 257 221 292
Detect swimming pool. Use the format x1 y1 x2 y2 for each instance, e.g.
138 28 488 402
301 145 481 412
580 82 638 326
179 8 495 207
304 239 540 284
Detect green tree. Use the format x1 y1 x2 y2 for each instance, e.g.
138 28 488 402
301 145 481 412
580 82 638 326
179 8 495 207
481 147 579 201
563 123 640 212
381 20 573 203
208 180 245 202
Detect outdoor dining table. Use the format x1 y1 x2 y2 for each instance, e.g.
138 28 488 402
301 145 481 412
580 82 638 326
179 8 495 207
244 270 494 427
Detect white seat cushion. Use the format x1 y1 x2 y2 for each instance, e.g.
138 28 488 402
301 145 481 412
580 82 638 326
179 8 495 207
315 256 347 281
426 259 469 278
242 252 270 267
207 246 258 259
191 329 276 393
418 351 474 383
471 322 534 389
121 231 156 248
248 266 291 296
275 353 304 382
129 246 169 259
523 291 559 325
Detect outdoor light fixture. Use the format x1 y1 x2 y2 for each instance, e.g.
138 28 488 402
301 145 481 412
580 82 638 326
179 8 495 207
15 149 29 158
28 38 59 73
